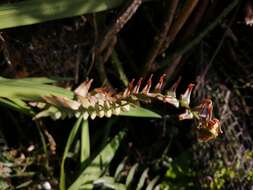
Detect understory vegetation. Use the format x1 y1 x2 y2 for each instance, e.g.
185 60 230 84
0 0 253 189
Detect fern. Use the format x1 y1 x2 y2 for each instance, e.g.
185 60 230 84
0 75 222 142
93 158 160 190
32 75 190 120
32 75 222 142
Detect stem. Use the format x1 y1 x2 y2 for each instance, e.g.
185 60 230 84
159 0 240 71
160 0 200 53
111 50 129 86
175 0 239 57
144 0 179 73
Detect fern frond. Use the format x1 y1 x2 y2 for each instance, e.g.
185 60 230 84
32 75 222 141
33 75 184 119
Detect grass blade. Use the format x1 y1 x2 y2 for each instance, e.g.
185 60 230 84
146 176 160 190
114 157 127 181
0 78 73 101
0 98 34 115
137 168 149 190
126 163 139 188
68 131 125 190
60 117 83 190
80 120 90 163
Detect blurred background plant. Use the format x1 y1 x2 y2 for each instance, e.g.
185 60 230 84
1 0 253 189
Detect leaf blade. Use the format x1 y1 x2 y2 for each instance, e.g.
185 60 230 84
80 120 90 163
119 105 161 119
60 117 83 190
68 131 125 190
0 0 124 29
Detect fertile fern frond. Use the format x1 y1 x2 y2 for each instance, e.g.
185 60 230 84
33 75 185 119
31 75 222 141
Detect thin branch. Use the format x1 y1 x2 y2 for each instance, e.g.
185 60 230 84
158 0 240 72
94 0 143 85
111 50 129 86
164 0 210 78
178 0 210 44
74 46 81 84
96 0 143 55
144 0 179 73
174 0 240 57
196 1 241 90
159 0 200 53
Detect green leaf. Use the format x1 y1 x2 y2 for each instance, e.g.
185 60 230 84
0 98 34 115
146 176 159 190
126 163 139 188
60 117 83 190
111 50 129 87
94 176 127 190
0 0 124 29
119 104 161 119
114 157 127 181
67 131 125 190
137 168 149 190
0 77 71 84
80 120 90 163
0 77 73 101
